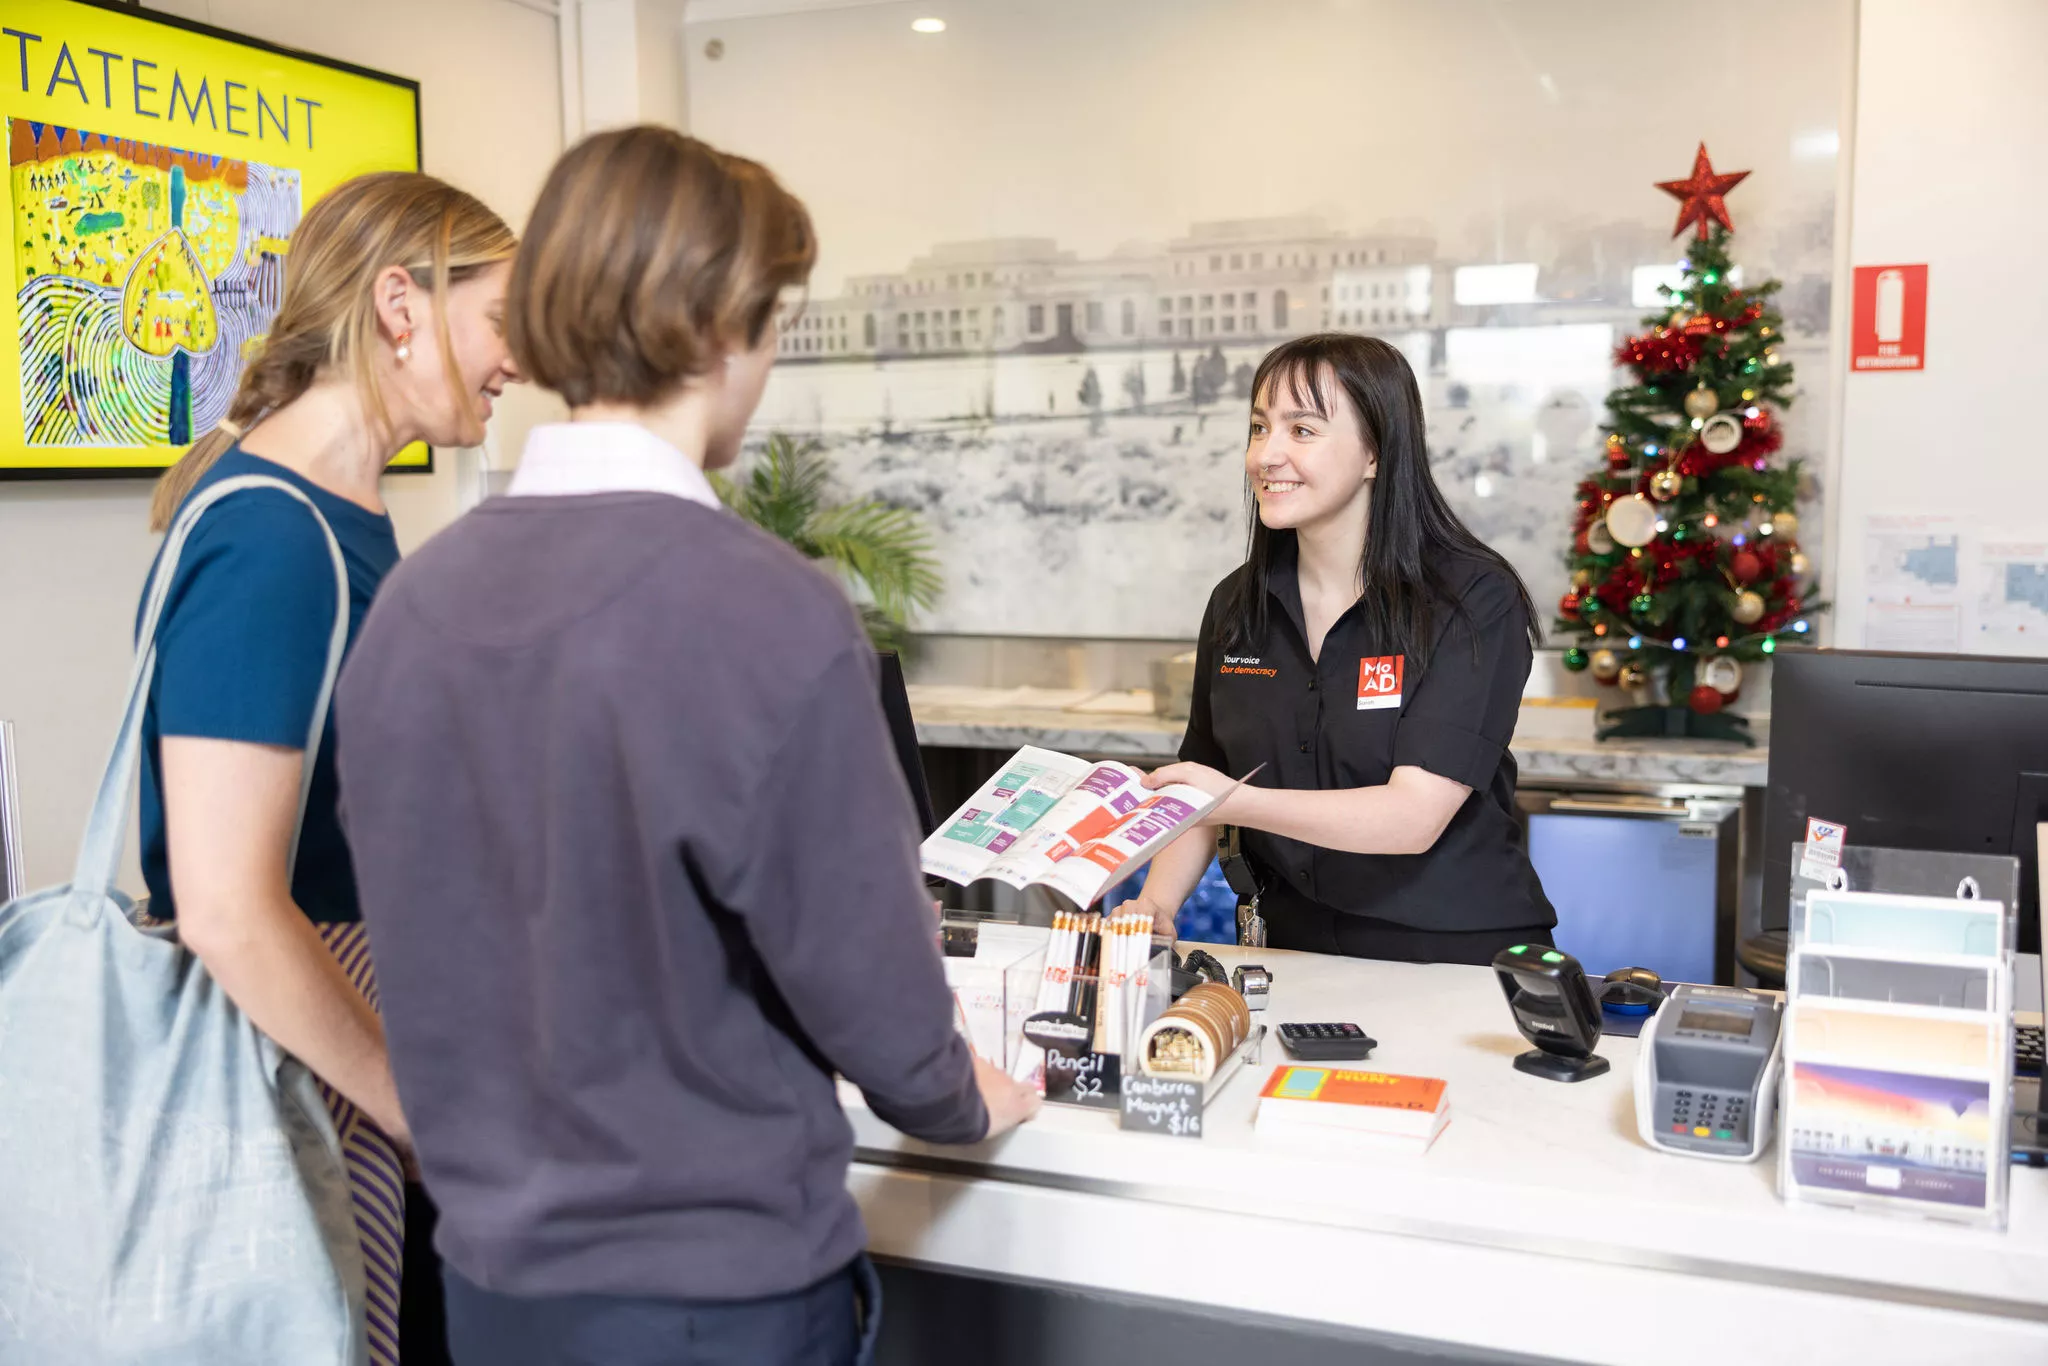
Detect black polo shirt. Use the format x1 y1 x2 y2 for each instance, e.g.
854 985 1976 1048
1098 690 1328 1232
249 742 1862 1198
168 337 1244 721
1180 538 1555 932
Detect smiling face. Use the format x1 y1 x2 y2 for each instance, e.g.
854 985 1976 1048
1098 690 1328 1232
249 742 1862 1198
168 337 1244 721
379 258 520 450
1246 362 1378 533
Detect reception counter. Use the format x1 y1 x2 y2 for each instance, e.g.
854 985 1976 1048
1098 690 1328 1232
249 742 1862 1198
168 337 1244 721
845 945 2048 1365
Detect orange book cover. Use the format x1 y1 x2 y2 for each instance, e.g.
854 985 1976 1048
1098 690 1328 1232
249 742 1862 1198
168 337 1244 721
1259 1067 1445 1111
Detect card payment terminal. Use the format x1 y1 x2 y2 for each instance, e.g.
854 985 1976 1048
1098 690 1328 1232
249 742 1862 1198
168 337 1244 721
1634 985 1783 1162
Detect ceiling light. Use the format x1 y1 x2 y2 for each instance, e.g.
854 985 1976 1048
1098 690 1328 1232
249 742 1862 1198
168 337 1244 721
911 17 946 33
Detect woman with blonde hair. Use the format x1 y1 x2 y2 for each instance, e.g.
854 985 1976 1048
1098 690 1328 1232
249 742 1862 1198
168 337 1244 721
136 170 519 1364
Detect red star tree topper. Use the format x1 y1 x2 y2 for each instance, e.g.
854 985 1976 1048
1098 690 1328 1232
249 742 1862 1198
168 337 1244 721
1657 143 1751 241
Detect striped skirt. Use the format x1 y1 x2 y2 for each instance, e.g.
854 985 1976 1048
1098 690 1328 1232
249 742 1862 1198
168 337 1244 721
312 922 408 1366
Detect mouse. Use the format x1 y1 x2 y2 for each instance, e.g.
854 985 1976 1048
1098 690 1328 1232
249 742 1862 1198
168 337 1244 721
1599 965 1664 1015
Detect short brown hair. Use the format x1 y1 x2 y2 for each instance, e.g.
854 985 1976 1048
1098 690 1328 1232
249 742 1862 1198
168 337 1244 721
508 126 815 408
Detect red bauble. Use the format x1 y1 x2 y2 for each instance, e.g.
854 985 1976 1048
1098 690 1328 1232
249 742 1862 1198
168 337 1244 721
1730 550 1763 584
1688 685 1725 715
1560 592 1582 620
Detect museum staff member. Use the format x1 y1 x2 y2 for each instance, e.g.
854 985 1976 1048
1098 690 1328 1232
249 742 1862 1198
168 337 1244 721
1132 334 1556 965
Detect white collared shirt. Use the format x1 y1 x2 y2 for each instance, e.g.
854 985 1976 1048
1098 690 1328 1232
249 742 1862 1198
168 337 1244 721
505 422 723 509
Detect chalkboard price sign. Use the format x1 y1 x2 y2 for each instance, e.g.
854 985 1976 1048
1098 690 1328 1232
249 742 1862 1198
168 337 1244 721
1119 1073 1203 1138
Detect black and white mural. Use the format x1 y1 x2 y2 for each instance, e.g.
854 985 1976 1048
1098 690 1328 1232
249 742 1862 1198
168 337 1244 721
688 0 1851 638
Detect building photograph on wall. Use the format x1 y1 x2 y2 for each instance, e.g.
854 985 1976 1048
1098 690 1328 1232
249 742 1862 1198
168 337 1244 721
689 0 1852 637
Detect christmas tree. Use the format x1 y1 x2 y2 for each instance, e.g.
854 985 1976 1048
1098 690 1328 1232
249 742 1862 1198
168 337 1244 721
1556 145 1824 744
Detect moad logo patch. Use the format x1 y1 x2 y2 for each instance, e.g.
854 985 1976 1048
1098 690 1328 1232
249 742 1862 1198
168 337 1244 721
1357 655 1404 710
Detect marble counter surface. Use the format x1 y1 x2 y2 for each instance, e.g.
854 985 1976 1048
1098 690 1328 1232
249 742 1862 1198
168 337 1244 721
908 685 1770 788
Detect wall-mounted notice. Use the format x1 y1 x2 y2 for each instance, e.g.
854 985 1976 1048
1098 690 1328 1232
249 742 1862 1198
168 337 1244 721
1863 513 1962 652
1862 516 2048 657
1851 264 1927 372
1973 535 2048 655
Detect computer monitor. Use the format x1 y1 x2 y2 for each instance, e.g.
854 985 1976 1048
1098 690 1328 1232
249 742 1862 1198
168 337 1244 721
1764 647 2048 954
876 650 937 838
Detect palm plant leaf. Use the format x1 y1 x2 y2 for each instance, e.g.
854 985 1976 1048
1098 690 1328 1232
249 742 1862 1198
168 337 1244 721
808 501 942 623
714 432 943 647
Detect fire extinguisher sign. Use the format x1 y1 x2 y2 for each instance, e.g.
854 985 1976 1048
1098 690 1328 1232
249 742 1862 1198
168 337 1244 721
1851 264 1927 371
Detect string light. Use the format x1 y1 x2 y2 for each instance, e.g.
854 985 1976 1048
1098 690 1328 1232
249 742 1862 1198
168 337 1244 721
1761 522 1776 536
1629 636 1642 649
1672 637 1688 651
1793 620 1810 634
1716 635 1730 647
1762 637 1777 654
1704 514 1719 528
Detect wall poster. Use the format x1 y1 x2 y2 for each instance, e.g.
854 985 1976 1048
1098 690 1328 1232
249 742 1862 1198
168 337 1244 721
686 0 1852 639
2 0 421 478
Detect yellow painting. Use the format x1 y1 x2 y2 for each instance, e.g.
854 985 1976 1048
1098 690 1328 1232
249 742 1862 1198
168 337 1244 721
2 0 421 476
12 121 292 446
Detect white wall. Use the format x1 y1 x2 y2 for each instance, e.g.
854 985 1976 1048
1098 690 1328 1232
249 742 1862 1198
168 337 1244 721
0 0 565 891
1830 0 2048 648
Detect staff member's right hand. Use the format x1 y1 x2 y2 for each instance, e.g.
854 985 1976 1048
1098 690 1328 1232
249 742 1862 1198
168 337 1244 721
973 1055 1043 1138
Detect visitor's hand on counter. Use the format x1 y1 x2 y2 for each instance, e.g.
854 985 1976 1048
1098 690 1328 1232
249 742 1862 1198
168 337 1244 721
974 1054 1043 1138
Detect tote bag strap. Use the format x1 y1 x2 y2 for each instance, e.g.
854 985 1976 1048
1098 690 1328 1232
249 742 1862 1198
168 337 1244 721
70 475 350 901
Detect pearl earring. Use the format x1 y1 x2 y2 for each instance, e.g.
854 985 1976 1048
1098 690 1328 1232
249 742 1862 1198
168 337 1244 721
395 330 411 362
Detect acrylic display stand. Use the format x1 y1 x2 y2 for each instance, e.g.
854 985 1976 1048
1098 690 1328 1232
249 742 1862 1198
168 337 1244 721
1778 845 2020 1231
942 918 1049 1073
1028 944 1175 1111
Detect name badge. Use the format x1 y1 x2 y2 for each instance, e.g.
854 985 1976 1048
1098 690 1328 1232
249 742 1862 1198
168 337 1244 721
1357 654 1404 711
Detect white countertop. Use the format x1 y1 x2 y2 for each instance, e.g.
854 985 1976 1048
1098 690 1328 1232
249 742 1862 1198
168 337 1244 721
845 942 2048 1364
907 686 1770 788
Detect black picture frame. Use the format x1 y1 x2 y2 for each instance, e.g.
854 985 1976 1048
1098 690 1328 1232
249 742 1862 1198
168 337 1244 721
0 0 427 481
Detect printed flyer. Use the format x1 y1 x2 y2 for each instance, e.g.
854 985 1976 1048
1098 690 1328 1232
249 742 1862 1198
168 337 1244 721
921 745 1231 907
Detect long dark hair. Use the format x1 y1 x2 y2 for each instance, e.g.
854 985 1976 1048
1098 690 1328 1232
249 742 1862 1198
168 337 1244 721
1218 333 1539 658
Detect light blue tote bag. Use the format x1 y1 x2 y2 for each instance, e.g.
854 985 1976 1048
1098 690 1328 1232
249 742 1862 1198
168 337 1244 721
0 476 367 1365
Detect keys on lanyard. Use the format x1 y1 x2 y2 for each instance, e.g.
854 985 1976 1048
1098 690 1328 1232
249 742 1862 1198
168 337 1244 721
1237 891 1267 949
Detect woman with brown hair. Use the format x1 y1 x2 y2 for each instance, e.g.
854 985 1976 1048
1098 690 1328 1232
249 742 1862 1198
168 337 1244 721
136 170 519 1364
335 126 1039 1366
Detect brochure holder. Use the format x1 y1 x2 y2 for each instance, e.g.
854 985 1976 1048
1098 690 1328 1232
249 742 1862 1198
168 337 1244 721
1778 845 2020 1230
942 919 1048 1073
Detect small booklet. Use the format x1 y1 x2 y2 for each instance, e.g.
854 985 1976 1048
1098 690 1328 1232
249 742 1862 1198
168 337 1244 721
1256 1067 1452 1151
920 746 1239 909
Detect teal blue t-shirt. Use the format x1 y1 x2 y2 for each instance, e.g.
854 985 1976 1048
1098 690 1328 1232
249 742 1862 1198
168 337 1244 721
138 447 400 923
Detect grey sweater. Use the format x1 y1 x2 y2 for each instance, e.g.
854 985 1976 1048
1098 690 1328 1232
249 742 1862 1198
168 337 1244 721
334 492 985 1302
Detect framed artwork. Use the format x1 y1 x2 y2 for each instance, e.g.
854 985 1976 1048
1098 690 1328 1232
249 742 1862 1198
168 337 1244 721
2 0 421 478
688 0 1851 638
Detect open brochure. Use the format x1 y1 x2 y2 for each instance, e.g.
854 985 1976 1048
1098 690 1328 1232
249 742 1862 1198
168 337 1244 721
921 746 1245 908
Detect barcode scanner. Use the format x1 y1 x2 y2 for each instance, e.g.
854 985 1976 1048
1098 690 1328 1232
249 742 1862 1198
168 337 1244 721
1492 944 1611 1083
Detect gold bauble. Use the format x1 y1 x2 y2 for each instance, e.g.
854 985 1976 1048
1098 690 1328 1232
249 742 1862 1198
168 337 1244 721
1586 521 1616 555
1732 590 1766 625
1683 385 1720 420
1572 567 1594 589
1590 649 1622 682
1773 510 1800 539
1617 663 1648 690
1648 469 1684 502
1790 551 1811 579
